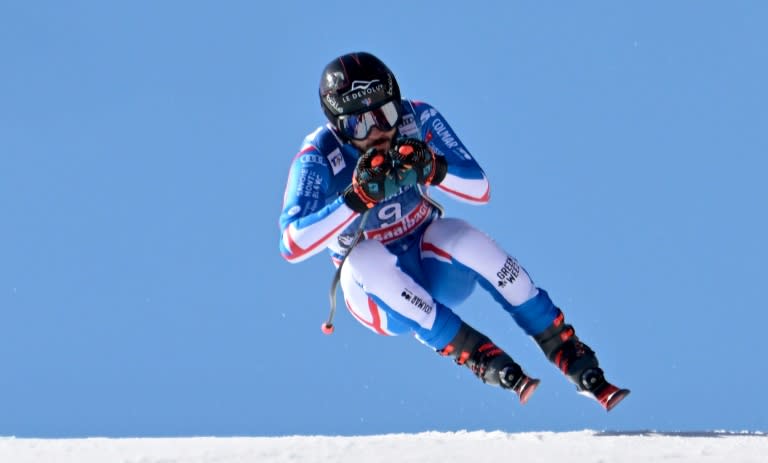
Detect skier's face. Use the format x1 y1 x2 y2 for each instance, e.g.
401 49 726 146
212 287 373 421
349 126 397 155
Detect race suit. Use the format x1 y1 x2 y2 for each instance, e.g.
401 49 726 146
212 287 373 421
279 100 559 350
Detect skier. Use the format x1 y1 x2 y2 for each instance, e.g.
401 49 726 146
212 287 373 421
278 51 629 410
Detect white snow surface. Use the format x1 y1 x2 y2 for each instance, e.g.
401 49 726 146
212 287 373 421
1 430 767 463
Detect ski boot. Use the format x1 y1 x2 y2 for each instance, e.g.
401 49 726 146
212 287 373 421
439 322 540 405
533 311 630 411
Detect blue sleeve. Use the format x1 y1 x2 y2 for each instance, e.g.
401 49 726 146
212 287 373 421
410 101 490 204
279 144 358 263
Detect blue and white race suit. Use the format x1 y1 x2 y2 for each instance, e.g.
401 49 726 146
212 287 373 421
279 100 559 349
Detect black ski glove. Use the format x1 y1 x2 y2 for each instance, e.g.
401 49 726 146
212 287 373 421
343 148 400 213
389 138 448 186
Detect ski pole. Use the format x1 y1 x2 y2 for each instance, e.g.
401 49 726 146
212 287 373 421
322 210 370 334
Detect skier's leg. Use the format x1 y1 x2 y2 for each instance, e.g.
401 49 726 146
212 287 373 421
421 218 541 310
526 292 629 409
340 271 410 336
340 239 456 342
422 218 627 409
340 239 537 402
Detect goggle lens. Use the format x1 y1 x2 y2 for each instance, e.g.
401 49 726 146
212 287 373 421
337 101 401 140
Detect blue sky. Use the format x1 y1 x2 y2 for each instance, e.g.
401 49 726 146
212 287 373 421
1 1 766 437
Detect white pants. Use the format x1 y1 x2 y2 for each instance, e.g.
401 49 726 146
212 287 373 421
339 218 539 338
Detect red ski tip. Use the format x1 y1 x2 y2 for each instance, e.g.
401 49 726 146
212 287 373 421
599 387 631 412
516 377 541 405
321 323 334 335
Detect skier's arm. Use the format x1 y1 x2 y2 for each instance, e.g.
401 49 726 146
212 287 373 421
413 101 490 204
279 147 358 263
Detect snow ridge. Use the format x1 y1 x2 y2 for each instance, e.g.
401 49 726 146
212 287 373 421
1 430 766 463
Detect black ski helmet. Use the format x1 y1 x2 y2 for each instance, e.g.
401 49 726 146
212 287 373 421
319 52 401 129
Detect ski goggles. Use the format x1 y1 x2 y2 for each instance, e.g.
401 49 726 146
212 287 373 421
336 101 402 140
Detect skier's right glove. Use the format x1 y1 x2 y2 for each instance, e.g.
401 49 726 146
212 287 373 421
343 148 399 213
389 138 448 186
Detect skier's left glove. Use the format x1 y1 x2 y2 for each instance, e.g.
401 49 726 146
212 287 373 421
389 138 448 186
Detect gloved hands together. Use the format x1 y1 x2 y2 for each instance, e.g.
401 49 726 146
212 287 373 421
343 139 447 212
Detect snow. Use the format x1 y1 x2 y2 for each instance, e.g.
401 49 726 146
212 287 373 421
1 430 766 463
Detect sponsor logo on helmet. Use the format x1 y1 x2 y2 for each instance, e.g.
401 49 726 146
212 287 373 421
344 79 380 93
325 94 343 114
341 79 385 104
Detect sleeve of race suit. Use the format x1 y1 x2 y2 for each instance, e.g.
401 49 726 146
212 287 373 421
279 145 358 263
411 101 490 204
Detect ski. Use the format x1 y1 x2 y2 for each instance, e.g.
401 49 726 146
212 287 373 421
580 383 631 411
